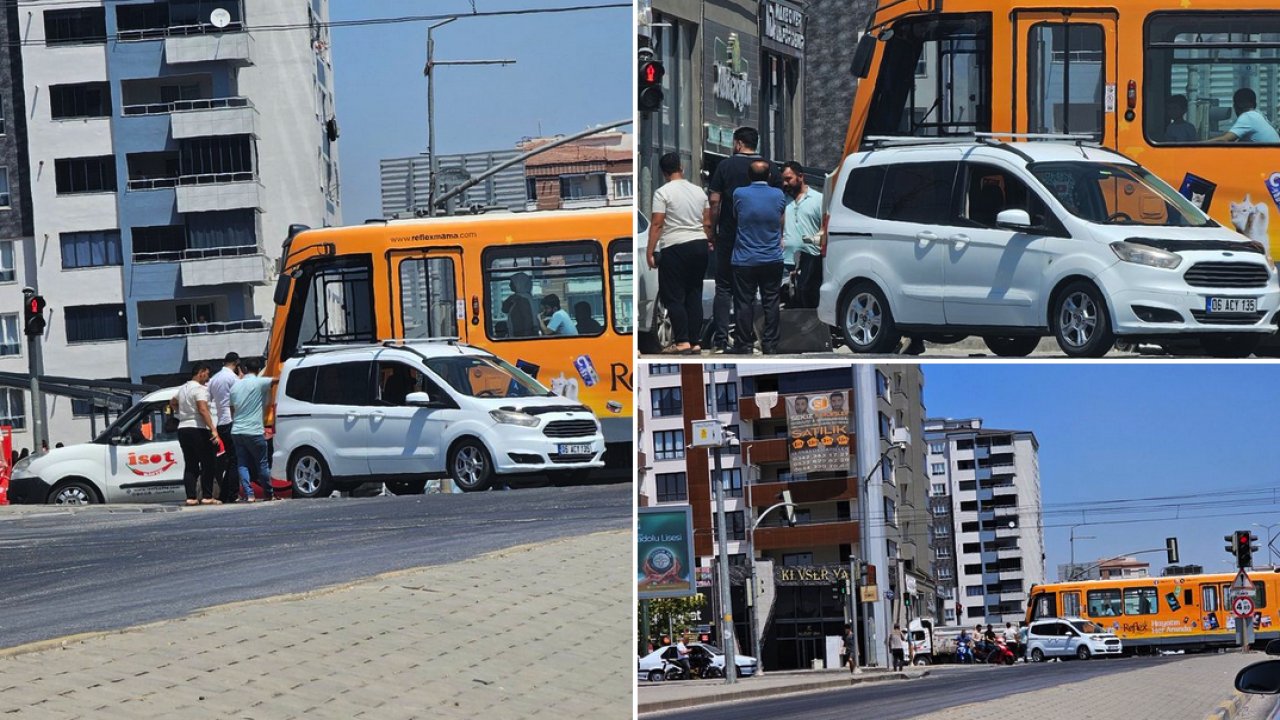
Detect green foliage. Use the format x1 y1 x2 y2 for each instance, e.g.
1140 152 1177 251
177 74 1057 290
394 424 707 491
638 595 706 646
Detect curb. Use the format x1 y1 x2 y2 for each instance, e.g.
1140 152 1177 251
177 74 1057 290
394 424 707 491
1207 691 1248 720
638 670 927 714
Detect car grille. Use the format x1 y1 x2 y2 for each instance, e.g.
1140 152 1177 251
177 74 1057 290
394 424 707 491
544 419 597 438
1105 639 1120 647
549 452 595 464
1184 262 1270 288
1189 310 1266 326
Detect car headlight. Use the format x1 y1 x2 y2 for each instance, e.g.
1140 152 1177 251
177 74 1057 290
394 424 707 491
12 456 33 476
489 409 539 427
1110 241 1182 269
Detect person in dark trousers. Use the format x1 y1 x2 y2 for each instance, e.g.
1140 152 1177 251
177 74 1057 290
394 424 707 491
890 624 906 671
729 159 786 354
228 357 276 502
207 352 241 503
707 126 781 352
171 363 219 505
780 161 824 309
843 624 856 673
646 152 711 354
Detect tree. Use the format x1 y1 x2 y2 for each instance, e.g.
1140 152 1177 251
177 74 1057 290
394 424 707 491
638 595 706 651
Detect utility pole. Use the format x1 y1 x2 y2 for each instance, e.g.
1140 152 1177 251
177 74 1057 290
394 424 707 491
854 365 888 667
706 370 737 684
21 287 46 451
1069 524 1095 579
425 18 514 216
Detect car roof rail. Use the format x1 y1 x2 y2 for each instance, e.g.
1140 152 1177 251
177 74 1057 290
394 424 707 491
973 131 1098 143
863 135 981 149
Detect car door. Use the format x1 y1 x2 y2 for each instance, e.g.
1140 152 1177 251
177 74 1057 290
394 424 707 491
105 400 185 503
942 161 1061 327
865 160 956 325
366 358 458 476
309 359 375 478
1044 622 1069 657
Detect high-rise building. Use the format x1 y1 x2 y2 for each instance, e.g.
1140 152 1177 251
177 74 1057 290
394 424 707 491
4 0 339 444
379 149 527 218
925 418 1044 627
637 363 935 671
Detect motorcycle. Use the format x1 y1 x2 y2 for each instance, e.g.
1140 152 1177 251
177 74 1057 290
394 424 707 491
659 656 724 681
956 637 975 664
975 638 1016 666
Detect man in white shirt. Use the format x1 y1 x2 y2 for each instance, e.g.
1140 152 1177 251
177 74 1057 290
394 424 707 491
647 153 711 354
207 352 241 503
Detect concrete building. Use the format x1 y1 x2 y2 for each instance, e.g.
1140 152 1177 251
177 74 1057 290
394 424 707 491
925 418 1044 627
637 362 935 671
379 149 526 219
521 131 632 212
6 0 339 444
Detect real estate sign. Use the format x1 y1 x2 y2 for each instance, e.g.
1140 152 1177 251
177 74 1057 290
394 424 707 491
784 391 851 475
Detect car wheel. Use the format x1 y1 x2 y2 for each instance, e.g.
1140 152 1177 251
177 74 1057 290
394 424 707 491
49 479 97 505
704 665 724 679
386 479 427 495
647 669 665 682
1199 334 1261 358
1031 648 1045 663
1077 645 1092 660
982 335 1040 357
839 281 901 354
1052 280 1115 358
289 449 333 499
449 439 493 492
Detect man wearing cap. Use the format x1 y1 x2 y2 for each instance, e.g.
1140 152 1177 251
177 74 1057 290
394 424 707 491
207 352 241 503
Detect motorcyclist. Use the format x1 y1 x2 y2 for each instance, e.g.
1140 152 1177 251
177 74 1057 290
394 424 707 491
956 629 974 664
673 635 693 678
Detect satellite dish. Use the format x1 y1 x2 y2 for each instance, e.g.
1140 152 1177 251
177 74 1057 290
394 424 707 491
210 8 231 28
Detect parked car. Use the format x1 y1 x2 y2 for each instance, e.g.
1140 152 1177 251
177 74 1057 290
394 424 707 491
7 387 282 505
818 140 1280 358
270 340 605 496
1026 617 1122 661
636 643 759 682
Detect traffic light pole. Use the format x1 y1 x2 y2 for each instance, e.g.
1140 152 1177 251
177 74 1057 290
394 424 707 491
26 333 44 452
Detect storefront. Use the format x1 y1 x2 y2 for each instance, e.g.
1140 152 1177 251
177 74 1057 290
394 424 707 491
759 0 805 164
763 564 858 671
638 6 697 214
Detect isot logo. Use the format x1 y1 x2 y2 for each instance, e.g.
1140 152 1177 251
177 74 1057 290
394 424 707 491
127 451 177 476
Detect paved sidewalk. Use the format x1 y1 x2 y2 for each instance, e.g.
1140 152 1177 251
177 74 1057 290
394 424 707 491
0 530 630 719
638 667 925 713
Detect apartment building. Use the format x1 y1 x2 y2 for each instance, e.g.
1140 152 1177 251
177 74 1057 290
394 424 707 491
925 418 1044 626
5 0 338 444
379 149 526 218
637 363 935 672
522 131 632 211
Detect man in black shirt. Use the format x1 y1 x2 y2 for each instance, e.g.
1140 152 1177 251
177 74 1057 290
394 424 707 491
707 127 781 352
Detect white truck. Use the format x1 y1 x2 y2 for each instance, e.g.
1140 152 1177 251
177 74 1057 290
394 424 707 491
908 619 971 665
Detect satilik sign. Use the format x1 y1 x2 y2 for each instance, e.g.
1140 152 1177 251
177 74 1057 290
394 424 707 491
784 390 851 475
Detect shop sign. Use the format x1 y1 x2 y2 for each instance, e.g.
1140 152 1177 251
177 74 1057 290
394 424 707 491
775 564 851 586
761 0 804 58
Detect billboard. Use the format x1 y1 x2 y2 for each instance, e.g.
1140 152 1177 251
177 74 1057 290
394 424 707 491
784 391 851 475
638 506 696 600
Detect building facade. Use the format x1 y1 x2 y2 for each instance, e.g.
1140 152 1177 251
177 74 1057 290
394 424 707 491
925 418 1045 627
522 131 632 212
379 149 526 219
637 362 935 671
4 0 338 445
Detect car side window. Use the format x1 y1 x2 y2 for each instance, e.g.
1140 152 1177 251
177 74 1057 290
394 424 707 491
877 162 958 224
959 163 1054 230
840 165 887 217
122 402 176 445
313 361 374 406
284 366 317 401
376 361 426 406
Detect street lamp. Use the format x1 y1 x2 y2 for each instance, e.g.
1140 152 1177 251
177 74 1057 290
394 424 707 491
1253 522 1280 567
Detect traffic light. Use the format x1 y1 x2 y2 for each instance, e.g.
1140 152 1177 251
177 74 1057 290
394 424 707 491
23 294 46 337
1227 530 1259 569
638 57 665 113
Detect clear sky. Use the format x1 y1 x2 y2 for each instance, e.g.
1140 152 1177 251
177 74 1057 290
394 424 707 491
923 364 1280 579
329 1 632 222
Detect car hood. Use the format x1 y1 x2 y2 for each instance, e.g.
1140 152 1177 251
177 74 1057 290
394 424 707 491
14 445 94 475
493 395 595 416
1096 224 1267 252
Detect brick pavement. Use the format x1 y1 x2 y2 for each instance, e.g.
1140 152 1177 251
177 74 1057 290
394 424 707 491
0 530 630 719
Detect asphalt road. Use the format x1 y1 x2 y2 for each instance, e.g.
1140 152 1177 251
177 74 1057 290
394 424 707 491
0 484 629 650
649 656 1200 720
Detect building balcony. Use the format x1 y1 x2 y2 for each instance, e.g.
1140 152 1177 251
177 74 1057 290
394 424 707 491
750 475 858 505
164 31 253 66
753 519 859 552
175 176 261 213
122 97 256 140
138 319 269 361
178 251 272 287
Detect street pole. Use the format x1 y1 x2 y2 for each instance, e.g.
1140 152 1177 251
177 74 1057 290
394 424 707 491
706 368 736 684
1069 525 1095 580
27 335 43 451
746 469 760 668
641 599 650 655
848 556 861 673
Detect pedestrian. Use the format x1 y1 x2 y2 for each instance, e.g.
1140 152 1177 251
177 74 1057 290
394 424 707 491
707 127 781 352
1213 87 1280 143
228 357 276 502
1003 622 1019 660
780 161 823 309
843 623 856 673
890 624 906 671
171 363 219 505
728 159 786 354
646 152 710 354
1018 623 1029 661
207 352 241 503
537 294 577 336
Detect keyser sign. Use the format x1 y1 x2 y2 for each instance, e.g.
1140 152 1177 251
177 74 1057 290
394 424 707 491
784 390 851 474
638 506 696 600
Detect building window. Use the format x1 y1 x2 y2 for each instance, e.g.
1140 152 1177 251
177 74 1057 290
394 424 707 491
705 382 738 413
879 412 891 441
884 496 897 526
0 97 5 135
50 83 111 120
936 546 951 559
44 8 107 46
0 168 10 209
931 462 946 475
60 230 122 269
524 177 537 201
648 364 680 375
0 314 18 356
560 173 607 200
876 370 889 400
0 241 13 282
717 510 746 541
718 468 743 498
782 553 814 566
0 388 24 429
931 482 946 496
55 156 117 194
886 539 899 559
929 441 944 454
612 174 634 199
653 430 685 461
655 472 687 503
65 304 127 343
650 387 682 417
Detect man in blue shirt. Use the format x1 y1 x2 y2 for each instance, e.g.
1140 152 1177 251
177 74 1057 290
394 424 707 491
730 160 787 354
1213 88 1280 143
781 161 824 309
228 357 276 501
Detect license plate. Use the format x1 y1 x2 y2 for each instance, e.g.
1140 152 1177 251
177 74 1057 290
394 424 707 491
558 444 592 455
1206 297 1257 313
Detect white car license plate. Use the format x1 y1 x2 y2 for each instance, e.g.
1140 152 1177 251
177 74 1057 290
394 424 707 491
558 443 592 455
1206 297 1257 313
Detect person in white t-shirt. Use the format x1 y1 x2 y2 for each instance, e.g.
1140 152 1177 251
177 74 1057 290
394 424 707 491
170 363 220 505
647 152 711 354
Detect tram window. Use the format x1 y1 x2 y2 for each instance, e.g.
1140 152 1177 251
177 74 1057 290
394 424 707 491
1087 588 1122 616
287 256 375 356
1124 587 1159 615
1027 23 1104 138
864 13 992 139
1061 591 1081 618
399 257 458 338
1202 585 1220 613
1258 584 1268 608
609 238 632 335
482 241 604 341
1145 13 1280 145
1031 593 1056 620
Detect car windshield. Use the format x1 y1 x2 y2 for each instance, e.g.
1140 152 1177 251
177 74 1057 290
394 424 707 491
1028 161 1213 228
424 355 553 398
1071 620 1105 634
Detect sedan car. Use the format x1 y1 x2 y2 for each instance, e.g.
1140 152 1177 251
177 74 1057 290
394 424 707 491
637 643 759 682
1026 617 1123 661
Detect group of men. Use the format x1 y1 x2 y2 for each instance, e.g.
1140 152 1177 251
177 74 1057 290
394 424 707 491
1164 87 1280 143
645 126 824 355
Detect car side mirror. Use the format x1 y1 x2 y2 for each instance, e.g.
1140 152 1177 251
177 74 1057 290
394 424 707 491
1237 660 1280 694
405 391 433 406
995 209 1033 230
851 33 877 78
1266 639 1280 656
110 433 128 445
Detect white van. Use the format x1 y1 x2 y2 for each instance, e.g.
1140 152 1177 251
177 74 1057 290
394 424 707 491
270 341 605 495
1026 617 1122 661
818 139 1280 357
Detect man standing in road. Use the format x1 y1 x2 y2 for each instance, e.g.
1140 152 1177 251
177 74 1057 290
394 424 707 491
890 624 906 671
171 363 219 505
646 152 711 355
1003 622 1020 661
729 160 786 354
228 357 275 502
207 352 241 503
708 127 781 352
781 161 823 309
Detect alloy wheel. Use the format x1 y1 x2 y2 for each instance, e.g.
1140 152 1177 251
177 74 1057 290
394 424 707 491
845 292 883 347
293 455 323 496
1058 291 1098 348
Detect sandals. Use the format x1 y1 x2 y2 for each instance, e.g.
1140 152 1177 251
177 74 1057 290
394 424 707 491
184 499 198 506
200 498 222 505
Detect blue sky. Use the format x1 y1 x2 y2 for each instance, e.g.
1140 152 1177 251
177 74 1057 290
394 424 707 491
924 364 1280 579
329 1 632 222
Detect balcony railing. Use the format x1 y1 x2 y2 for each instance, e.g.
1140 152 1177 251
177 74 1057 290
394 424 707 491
122 96 251 117
119 22 245 42
128 171 255 191
138 317 266 339
134 244 261 264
